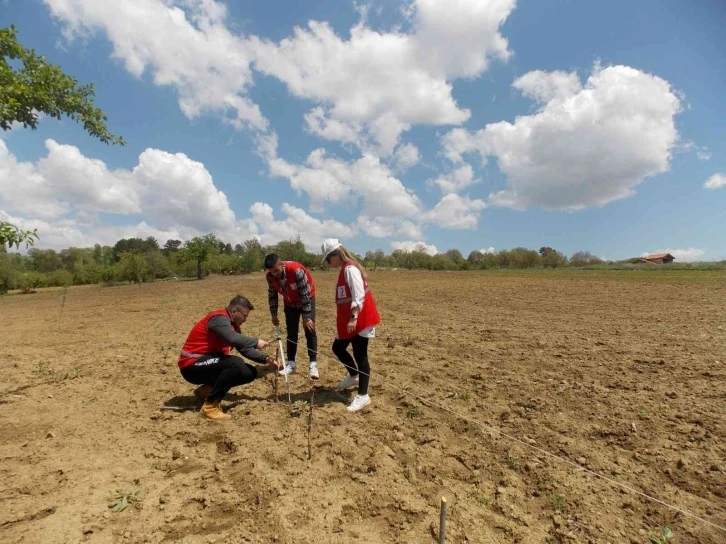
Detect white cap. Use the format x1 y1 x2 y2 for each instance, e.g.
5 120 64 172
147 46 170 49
321 238 342 264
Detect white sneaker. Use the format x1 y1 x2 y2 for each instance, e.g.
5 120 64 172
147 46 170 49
309 363 320 380
278 362 296 376
347 394 371 412
336 374 359 389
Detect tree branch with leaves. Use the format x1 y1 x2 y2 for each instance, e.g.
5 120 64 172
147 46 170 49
0 221 38 249
0 25 124 145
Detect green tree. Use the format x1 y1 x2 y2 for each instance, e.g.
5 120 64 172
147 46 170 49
372 249 386 270
184 234 220 280
29 248 63 272
17 270 47 290
540 247 568 268
144 251 171 280
116 253 148 284
274 237 312 266
112 237 159 261
48 268 73 287
444 249 464 265
408 246 433 270
0 251 16 293
364 250 389 270
238 238 265 272
92 244 114 266
467 250 484 267
499 247 541 269
1 26 125 248
570 250 602 267
162 239 182 256
1 25 124 144
0 221 37 249
430 254 456 270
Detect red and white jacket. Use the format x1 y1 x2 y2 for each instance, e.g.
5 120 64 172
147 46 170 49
335 262 380 339
266 261 316 307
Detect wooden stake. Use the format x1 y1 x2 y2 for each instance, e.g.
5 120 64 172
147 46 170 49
278 338 292 403
438 496 447 544
273 344 280 402
307 390 315 460
58 286 68 331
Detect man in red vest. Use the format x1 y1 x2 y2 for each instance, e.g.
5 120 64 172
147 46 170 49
178 295 280 421
265 254 319 379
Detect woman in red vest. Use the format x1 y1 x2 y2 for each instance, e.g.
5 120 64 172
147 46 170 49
321 239 381 412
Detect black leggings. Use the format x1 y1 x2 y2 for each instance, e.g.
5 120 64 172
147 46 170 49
180 354 258 403
284 297 317 363
332 335 370 396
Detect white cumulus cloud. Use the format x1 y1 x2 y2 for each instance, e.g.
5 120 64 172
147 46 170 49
513 70 582 103
428 163 478 194
250 0 515 152
442 64 682 210
390 240 439 255
43 0 267 130
250 202 356 250
424 193 486 229
704 173 726 190
264 137 422 219
1 137 363 251
392 143 421 172
355 215 423 240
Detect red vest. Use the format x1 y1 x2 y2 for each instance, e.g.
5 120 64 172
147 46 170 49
336 262 380 339
178 309 239 369
266 261 316 307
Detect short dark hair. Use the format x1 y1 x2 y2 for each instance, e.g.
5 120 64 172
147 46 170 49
264 253 280 269
229 295 254 311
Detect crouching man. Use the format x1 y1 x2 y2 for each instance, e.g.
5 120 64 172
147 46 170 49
178 295 280 420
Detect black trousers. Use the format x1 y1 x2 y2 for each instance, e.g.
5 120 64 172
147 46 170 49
284 297 317 363
180 354 258 403
332 335 370 396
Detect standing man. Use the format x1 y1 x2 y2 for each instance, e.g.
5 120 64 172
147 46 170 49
264 254 319 379
178 295 280 421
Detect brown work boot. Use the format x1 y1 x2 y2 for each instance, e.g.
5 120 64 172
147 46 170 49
193 384 213 403
200 401 231 421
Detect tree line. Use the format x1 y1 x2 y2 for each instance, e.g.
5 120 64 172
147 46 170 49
0 234 625 294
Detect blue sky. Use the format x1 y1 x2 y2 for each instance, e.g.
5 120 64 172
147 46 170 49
1 0 724 261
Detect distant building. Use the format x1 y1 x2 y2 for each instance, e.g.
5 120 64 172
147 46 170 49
633 253 676 265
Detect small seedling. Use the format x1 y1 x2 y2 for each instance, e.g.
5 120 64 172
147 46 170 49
506 453 520 471
459 391 470 401
58 287 68 330
406 405 419 419
549 493 566 512
33 363 49 374
289 400 308 418
477 494 493 505
649 527 674 544
108 488 142 513
70 367 83 379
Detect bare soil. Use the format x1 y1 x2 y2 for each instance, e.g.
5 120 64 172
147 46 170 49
1 270 724 543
